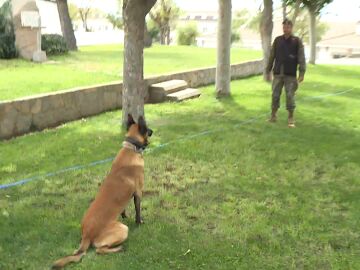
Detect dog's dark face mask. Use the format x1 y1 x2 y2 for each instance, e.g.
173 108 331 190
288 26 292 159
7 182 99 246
127 114 153 146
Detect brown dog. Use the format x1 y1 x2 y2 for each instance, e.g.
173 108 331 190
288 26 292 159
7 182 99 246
52 114 153 269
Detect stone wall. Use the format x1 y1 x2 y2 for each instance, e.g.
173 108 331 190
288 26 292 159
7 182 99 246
0 59 263 140
146 59 263 90
0 82 122 139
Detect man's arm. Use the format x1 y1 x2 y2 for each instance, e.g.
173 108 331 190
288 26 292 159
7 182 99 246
298 38 306 82
266 39 276 75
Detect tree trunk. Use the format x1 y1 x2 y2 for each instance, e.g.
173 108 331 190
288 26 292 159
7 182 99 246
215 0 232 97
83 20 88 31
84 13 89 32
309 8 316 64
282 0 287 20
57 0 77 50
291 0 301 29
166 25 170 45
122 0 156 126
160 27 166 45
260 0 273 80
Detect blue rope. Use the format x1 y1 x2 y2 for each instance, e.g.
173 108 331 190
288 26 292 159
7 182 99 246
0 88 354 190
0 157 114 189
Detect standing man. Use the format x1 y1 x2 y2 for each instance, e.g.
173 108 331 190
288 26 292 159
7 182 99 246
266 19 306 128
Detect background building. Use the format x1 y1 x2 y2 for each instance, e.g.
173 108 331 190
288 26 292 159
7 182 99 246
178 11 218 47
35 0 123 46
178 7 360 61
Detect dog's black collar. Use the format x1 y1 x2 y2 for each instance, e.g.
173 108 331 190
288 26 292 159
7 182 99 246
124 137 148 152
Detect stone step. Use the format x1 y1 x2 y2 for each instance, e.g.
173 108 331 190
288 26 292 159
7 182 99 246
166 88 201 102
149 80 188 103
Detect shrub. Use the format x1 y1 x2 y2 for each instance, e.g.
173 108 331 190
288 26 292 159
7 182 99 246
0 33 17 59
177 23 198 46
0 0 17 59
106 14 123 30
41 34 69 55
148 20 160 43
231 31 241 44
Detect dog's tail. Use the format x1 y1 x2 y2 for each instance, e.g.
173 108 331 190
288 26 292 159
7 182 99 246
51 238 91 269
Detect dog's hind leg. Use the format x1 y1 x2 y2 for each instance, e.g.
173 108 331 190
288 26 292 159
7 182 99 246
94 222 128 254
96 245 123 254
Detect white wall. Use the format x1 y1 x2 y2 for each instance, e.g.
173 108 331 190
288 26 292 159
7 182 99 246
36 0 62 35
75 30 124 46
35 0 123 46
72 18 114 32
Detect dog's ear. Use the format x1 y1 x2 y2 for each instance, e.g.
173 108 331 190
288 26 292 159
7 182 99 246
127 114 135 130
138 116 147 135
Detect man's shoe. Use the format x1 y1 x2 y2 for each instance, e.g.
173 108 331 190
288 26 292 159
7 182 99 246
268 115 277 123
288 117 296 128
268 109 278 123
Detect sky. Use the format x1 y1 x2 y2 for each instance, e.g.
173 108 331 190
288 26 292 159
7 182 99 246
68 0 360 22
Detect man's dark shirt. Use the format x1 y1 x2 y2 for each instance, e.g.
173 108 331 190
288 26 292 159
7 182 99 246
266 35 306 77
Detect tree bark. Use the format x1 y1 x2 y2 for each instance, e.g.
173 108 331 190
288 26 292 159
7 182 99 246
291 0 301 29
159 25 171 45
260 0 273 80
57 0 77 50
215 0 232 97
166 25 170 45
282 0 287 20
122 0 156 126
309 8 316 64
79 10 90 32
160 27 166 44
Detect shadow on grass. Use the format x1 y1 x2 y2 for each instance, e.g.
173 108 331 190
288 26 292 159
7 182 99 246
315 65 360 79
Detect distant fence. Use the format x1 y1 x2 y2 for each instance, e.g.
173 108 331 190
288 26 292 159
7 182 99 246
0 59 263 140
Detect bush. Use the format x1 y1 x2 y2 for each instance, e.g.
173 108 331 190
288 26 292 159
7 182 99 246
231 31 241 44
41 34 69 55
106 14 123 30
177 23 198 46
0 33 17 59
148 20 160 43
0 0 17 59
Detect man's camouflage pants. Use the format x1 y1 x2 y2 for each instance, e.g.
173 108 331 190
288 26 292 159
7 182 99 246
272 75 298 111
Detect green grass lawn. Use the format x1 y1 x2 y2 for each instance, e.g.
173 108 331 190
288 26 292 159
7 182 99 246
0 65 359 269
0 45 261 101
